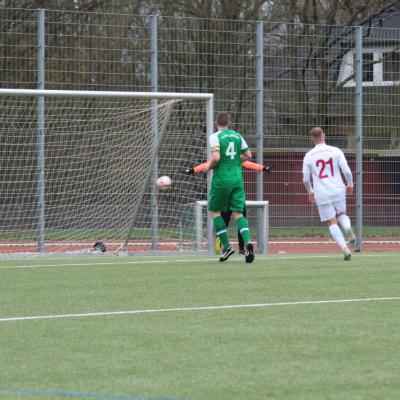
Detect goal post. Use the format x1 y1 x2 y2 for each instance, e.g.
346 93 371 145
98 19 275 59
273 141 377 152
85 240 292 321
0 88 215 256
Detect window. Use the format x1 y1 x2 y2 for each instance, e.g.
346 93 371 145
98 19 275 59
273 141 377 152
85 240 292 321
338 48 400 87
361 52 374 82
383 51 400 82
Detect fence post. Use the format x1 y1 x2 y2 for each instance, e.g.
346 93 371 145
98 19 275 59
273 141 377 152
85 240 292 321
37 8 46 254
256 20 264 252
206 97 215 254
355 26 363 252
150 15 159 250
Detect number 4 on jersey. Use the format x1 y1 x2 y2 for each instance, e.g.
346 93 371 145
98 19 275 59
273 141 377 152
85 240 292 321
225 141 236 160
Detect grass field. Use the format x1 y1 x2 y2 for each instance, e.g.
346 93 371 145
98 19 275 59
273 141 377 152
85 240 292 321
1 252 400 400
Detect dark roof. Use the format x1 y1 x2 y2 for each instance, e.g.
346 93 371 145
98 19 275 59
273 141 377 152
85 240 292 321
358 2 400 28
359 2 400 44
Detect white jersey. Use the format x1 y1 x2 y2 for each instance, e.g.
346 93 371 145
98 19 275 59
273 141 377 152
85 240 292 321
302 143 352 205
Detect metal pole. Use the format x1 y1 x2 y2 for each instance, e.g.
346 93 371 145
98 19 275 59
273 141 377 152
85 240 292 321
256 21 264 253
150 15 159 251
37 9 45 254
195 201 203 251
264 201 269 254
206 97 215 254
121 102 174 251
355 26 363 252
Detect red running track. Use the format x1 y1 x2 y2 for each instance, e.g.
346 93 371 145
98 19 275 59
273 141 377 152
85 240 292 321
0 238 398 255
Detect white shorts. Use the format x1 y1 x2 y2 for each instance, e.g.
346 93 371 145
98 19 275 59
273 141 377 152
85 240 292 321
316 198 346 222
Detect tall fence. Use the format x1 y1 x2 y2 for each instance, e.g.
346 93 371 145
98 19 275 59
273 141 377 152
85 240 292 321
1 7 399 248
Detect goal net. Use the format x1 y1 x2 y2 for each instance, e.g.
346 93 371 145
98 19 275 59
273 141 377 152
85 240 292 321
0 89 213 256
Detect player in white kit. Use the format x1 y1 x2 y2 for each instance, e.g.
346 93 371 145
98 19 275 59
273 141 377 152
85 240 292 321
302 127 356 260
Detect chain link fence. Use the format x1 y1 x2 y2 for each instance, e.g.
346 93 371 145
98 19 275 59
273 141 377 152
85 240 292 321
0 7 399 249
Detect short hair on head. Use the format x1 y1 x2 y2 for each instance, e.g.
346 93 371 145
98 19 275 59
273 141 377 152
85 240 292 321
215 112 231 128
311 127 324 138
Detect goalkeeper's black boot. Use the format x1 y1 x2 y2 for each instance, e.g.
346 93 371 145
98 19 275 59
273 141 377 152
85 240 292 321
245 243 254 263
219 246 235 262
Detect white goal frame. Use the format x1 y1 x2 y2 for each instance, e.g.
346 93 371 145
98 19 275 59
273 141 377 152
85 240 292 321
195 200 269 254
0 88 215 255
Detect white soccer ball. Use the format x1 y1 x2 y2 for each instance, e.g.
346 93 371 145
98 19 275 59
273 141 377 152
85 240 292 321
156 175 172 190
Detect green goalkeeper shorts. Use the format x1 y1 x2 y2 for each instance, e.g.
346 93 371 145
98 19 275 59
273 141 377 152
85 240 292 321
208 182 245 213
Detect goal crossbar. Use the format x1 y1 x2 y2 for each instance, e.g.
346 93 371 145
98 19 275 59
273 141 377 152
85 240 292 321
0 88 213 101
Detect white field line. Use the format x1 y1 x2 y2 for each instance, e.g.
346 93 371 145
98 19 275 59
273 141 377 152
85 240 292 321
1 296 399 323
0 253 385 270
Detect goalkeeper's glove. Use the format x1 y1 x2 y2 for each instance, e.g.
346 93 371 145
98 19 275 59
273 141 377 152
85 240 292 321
263 165 273 173
184 167 194 175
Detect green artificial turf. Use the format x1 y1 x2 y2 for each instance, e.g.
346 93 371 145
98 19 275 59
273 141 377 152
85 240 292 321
0 253 399 400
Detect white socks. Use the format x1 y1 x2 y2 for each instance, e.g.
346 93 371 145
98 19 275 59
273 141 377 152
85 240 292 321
337 214 351 231
329 224 349 252
337 214 355 240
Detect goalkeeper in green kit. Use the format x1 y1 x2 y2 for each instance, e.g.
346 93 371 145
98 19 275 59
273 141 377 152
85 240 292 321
203 112 254 263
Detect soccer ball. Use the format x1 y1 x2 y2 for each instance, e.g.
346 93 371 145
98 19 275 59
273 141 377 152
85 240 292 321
156 175 172 190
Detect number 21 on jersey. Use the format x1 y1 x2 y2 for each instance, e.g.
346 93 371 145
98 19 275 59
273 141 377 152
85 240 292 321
316 157 334 179
225 141 236 160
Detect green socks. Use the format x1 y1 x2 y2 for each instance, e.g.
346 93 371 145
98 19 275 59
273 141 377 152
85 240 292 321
213 215 250 250
236 216 250 245
213 216 230 249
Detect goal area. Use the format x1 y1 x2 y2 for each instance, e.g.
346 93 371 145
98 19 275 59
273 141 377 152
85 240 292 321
0 89 217 256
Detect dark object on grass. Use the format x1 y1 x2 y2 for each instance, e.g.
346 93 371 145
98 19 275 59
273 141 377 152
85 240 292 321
93 241 107 252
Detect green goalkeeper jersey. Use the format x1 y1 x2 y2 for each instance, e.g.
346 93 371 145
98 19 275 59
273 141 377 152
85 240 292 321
209 129 249 186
